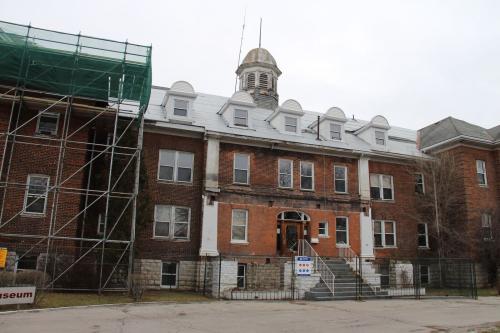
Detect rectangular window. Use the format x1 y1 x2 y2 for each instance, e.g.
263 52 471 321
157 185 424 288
237 263 247 288
300 161 314 190
154 205 190 240
336 217 349 246
415 173 425 194
278 159 293 188
318 222 328 237
24 174 49 214
330 123 342 140
97 213 105 235
158 150 194 182
36 112 59 135
334 165 348 193
284 116 298 133
481 214 493 241
420 265 430 285
373 220 396 248
375 130 386 146
234 109 248 127
161 262 178 288
173 99 188 117
417 223 429 248
370 174 393 200
233 153 250 184
231 209 248 243
476 160 487 186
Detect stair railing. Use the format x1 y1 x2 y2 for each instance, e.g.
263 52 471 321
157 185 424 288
298 239 335 295
339 246 358 263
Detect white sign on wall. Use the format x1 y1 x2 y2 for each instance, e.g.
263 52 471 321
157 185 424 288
295 256 313 276
0 286 36 305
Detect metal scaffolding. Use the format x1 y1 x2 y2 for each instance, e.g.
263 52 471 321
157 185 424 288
0 21 152 292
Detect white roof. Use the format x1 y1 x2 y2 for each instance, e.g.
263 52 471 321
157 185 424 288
141 86 423 158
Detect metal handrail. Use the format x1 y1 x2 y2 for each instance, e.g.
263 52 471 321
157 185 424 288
339 246 358 263
298 239 335 295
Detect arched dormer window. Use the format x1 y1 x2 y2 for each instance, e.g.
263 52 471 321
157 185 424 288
277 211 310 221
259 73 268 89
247 73 255 89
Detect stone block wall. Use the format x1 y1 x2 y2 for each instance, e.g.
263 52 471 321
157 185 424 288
246 263 281 290
133 259 162 290
212 260 237 298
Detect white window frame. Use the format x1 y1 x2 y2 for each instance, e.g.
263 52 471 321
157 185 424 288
375 130 386 146
334 165 348 194
97 213 105 235
330 122 342 141
335 217 349 247
415 173 425 194
157 150 194 183
284 116 299 133
160 262 178 288
417 223 429 248
23 174 50 215
476 160 487 186
237 263 247 289
36 111 59 136
373 220 397 248
481 213 493 241
300 161 314 191
278 159 293 189
234 109 249 127
231 209 248 244
233 153 250 185
173 99 189 117
370 174 394 201
318 221 329 237
153 205 191 240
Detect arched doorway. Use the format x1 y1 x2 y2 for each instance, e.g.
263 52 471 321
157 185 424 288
276 211 310 256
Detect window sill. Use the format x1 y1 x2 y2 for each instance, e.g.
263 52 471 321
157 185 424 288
157 179 193 186
160 285 178 289
278 187 294 191
21 212 46 218
300 189 315 192
152 237 190 242
374 246 397 249
34 133 57 138
334 191 349 195
318 235 329 239
418 246 430 250
336 244 350 248
233 182 250 186
371 199 395 203
478 184 488 188
230 241 249 245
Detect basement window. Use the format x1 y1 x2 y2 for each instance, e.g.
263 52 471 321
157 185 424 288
420 265 430 285
161 262 178 288
237 263 247 288
36 112 59 135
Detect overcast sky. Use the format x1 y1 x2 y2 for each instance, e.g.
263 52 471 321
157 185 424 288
3 0 500 129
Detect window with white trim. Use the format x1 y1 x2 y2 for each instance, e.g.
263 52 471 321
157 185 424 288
370 174 394 200
24 174 49 214
375 130 386 146
161 262 178 288
237 263 247 288
476 160 487 186
97 213 105 235
481 213 493 241
234 153 250 184
417 223 429 248
336 217 349 246
158 150 194 182
373 220 396 248
415 173 425 194
420 265 430 285
231 209 248 243
278 159 293 188
284 116 298 133
334 165 348 193
300 161 314 190
36 112 59 135
318 222 328 237
330 123 342 140
154 205 190 240
234 109 248 127
173 99 188 117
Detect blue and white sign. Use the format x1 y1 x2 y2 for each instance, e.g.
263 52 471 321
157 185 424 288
295 256 313 276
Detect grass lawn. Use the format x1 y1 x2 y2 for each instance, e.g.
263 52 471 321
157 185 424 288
426 288 499 297
0 290 211 311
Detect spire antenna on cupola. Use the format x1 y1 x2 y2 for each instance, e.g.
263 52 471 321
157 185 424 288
259 17 262 48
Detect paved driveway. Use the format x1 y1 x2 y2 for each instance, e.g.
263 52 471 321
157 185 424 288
1 298 499 332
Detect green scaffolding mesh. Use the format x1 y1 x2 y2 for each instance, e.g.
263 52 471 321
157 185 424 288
0 20 152 113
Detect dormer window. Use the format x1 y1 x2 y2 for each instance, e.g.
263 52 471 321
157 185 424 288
234 109 248 127
285 116 298 133
173 99 188 117
375 130 386 145
330 123 342 140
36 112 59 136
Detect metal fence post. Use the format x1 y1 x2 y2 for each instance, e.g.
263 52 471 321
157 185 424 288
218 254 222 299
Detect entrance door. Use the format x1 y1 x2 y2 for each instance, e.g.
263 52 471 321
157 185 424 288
277 222 305 256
